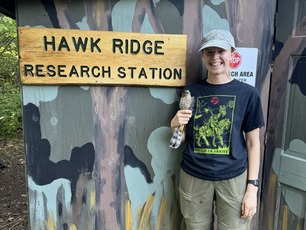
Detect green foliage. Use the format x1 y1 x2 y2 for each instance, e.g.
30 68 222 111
0 13 21 139
0 13 18 82
0 81 22 139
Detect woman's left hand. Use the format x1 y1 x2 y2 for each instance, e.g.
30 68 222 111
241 185 258 218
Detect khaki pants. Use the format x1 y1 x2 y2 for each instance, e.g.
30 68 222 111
179 169 251 230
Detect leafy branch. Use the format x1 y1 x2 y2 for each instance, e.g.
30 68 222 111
0 13 21 139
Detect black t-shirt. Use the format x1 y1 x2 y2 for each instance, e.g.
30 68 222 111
181 79 265 180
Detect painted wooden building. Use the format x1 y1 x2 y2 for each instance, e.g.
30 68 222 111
1 0 306 229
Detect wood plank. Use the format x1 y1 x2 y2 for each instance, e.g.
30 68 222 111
18 27 187 87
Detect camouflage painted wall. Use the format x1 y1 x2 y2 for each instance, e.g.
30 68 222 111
17 0 276 229
260 0 306 228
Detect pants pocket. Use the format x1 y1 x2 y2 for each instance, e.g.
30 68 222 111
179 188 192 218
179 187 209 219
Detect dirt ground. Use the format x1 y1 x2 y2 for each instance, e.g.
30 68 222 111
0 135 28 230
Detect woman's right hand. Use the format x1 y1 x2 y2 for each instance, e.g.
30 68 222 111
170 109 193 129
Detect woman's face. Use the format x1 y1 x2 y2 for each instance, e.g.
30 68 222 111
202 47 233 76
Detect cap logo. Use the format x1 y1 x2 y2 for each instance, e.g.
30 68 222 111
205 31 229 44
206 31 219 40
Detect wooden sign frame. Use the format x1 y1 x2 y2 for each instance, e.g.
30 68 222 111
18 27 187 87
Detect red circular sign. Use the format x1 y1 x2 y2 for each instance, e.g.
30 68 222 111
230 51 242 69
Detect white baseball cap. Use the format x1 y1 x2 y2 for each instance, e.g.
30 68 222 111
198 29 236 52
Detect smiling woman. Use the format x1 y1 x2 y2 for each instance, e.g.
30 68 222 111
202 47 233 82
170 29 265 229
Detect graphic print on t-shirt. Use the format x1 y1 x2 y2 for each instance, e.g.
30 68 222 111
194 95 235 154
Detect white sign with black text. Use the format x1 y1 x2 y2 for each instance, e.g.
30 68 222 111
229 48 258 87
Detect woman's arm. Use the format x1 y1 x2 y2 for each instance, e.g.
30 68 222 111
241 128 261 218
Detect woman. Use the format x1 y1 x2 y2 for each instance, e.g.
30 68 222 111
170 30 265 230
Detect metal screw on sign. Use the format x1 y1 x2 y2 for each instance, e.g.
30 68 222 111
230 51 242 69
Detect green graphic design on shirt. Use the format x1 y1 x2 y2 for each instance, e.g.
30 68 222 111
193 95 235 154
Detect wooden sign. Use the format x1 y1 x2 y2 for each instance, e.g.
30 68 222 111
18 27 187 87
